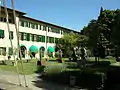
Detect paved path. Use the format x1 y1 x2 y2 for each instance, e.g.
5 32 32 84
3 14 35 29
0 71 86 90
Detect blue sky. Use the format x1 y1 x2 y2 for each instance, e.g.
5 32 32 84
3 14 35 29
6 0 120 31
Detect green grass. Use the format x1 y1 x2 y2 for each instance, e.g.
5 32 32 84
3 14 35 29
0 58 68 75
0 57 117 75
49 57 68 61
0 60 38 75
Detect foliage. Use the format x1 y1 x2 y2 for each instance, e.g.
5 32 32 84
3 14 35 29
81 7 120 57
55 32 88 59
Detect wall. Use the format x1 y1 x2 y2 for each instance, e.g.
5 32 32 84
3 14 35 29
0 16 63 60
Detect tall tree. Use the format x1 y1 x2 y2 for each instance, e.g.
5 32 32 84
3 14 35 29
81 8 120 57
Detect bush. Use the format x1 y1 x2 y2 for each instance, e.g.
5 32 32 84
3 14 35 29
44 63 65 75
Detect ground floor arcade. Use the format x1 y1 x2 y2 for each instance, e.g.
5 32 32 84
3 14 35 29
0 44 55 60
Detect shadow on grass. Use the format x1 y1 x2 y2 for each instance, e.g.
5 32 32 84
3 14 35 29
33 60 120 90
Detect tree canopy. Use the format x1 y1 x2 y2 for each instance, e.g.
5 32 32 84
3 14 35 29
55 32 88 59
81 7 120 57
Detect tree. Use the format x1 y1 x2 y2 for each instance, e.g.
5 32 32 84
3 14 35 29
81 7 120 58
55 32 88 61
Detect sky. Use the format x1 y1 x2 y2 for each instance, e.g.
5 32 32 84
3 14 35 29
5 0 120 31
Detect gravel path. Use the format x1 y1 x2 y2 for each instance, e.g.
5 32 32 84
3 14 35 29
0 71 86 90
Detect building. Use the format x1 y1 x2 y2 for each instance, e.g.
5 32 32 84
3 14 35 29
0 6 79 60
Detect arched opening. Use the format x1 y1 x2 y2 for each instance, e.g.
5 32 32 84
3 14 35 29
47 46 55 57
29 45 38 58
39 46 45 58
20 45 27 58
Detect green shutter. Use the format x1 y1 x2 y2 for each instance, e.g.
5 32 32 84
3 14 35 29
41 36 45 42
39 25 41 30
47 36 49 43
39 36 42 42
28 22 31 28
49 37 54 43
31 34 34 41
51 37 54 43
36 35 39 42
0 29 4 38
26 33 30 41
36 24 38 29
9 31 13 39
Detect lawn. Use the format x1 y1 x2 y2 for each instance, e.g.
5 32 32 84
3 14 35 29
0 59 38 75
0 57 68 75
0 57 117 75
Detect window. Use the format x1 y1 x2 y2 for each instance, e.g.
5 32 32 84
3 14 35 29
26 22 29 27
0 29 4 39
48 27 52 32
24 21 29 27
9 31 13 39
55 38 59 43
20 20 24 27
36 24 38 29
61 30 63 34
49 37 54 43
36 35 41 42
43 25 46 31
26 33 30 41
8 47 13 55
31 23 35 29
41 36 45 42
9 19 12 23
0 47 6 55
4 18 6 22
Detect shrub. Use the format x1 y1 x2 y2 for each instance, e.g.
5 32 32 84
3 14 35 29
44 63 65 75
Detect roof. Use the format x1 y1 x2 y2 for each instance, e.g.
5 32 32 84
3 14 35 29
0 6 26 15
21 16 79 33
